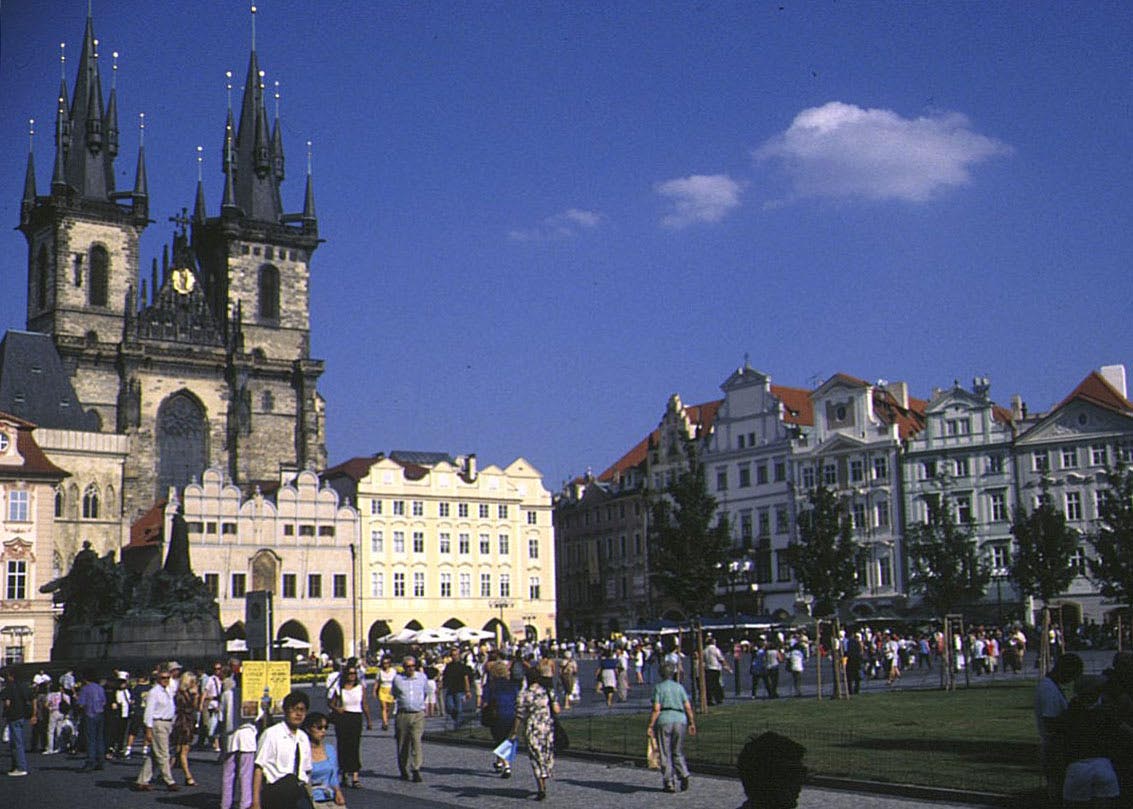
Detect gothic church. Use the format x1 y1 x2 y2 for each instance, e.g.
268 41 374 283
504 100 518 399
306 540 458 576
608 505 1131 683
15 11 326 522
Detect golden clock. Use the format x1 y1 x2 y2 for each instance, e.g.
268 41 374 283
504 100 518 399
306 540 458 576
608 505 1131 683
172 267 196 295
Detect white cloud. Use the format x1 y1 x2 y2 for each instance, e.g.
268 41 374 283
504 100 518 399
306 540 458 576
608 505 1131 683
654 174 743 228
754 101 1011 202
508 208 602 242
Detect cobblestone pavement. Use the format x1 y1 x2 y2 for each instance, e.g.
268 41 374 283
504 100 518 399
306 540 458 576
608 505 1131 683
1 728 988 809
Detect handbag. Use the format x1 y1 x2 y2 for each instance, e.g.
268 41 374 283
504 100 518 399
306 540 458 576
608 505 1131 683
646 735 661 769
480 702 498 727
553 718 569 753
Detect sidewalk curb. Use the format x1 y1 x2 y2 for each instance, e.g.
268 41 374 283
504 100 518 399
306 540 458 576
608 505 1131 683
425 732 1013 808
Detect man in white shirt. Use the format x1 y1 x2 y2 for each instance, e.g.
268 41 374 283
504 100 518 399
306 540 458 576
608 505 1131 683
133 665 178 792
702 636 731 706
253 691 311 809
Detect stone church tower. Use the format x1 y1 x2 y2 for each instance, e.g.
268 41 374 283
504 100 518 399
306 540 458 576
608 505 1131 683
17 11 326 521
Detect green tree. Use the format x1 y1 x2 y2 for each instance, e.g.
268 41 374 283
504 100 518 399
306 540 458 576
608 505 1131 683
649 454 732 617
1089 460 1133 609
784 484 862 617
906 496 989 616
1010 485 1078 607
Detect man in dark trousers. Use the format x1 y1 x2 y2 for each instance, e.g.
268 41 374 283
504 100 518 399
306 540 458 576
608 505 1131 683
1 666 33 776
441 648 473 730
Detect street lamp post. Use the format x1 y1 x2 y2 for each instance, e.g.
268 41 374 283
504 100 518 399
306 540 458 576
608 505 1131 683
992 567 1009 625
489 599 513 646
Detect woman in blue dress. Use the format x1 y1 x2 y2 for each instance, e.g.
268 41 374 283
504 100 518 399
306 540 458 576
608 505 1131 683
302 712 346 807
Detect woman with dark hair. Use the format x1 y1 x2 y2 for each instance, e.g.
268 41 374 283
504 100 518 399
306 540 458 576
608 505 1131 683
482 658 520 778
328 667 369 788
373 657 397 731
510 659 560 801
302 712 346 808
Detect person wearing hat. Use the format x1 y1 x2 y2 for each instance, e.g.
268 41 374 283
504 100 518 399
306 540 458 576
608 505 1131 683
133 664 179 791
167 661 183 693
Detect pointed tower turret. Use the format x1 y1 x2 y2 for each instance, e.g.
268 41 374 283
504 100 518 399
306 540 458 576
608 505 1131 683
231 9 282 223
302 140 317 227
64 11 115 199
193 146 207 224
104 51 120 160
132 114 148 218
51 95 68 194
22 121 37 225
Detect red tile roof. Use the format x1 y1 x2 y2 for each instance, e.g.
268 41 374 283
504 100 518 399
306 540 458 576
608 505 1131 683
872 389 926 440
1054 371 1133 414
127 499 166 548
771 384 814 426
0 411 69 480
322 455 382 483
991 404 1014 425
598 399 725 482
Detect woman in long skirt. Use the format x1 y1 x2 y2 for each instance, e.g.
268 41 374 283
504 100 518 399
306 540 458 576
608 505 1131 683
510 660 560 801
329 667 371 788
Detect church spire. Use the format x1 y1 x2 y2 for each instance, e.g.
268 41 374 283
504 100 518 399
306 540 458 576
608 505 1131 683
302 140 317 226
271 81 284 181
132 113 148 215
52 95 68 194
231 4 282 222
21 120 37 223
64 10 116 199
193 146 207 223
104 51 119 159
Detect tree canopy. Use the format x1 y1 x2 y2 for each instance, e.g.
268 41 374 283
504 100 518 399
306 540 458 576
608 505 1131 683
649 453 732 617
1089 461 1133 609
906 496 989 616
1010 484 1078 606
784 484 862 618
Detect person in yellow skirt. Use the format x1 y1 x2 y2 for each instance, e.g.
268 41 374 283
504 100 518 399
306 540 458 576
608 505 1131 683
373 656 398 730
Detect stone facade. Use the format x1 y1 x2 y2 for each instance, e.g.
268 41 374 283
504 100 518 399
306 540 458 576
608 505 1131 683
901 380 1020 618
705 365 813 618
176 467 359 658
325 452 555 651
0 414 68 663
33 428 129 570
17 12 326 524
1012 368 1133 624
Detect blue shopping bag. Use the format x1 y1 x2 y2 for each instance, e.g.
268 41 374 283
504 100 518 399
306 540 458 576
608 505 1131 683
493 737 518 763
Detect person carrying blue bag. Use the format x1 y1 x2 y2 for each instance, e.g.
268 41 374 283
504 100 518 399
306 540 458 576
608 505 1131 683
482 657 520 779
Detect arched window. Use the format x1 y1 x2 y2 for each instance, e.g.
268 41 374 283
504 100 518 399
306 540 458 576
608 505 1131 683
156 391 208 498
54 486 64 518
258 264 279 321
36 245 49 311
82 484 100 519
89 245 109 307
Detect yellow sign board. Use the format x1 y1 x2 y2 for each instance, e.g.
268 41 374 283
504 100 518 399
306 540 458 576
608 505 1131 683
240 661 292 718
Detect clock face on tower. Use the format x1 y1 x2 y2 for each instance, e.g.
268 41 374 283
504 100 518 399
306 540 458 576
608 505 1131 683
172 267 196 295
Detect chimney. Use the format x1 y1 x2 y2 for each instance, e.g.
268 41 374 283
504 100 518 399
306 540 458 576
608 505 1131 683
885 381 909 409
1011 394 1024 421
464 453 478 480
1100 365 1128 400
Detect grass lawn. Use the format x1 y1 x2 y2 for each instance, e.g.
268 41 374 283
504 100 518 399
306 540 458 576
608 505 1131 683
440 682 1040 796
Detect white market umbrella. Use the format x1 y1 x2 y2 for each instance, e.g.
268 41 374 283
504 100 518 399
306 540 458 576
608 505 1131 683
277 636 312 650
378 628 419 644
413 628 458 644
456 627 494 642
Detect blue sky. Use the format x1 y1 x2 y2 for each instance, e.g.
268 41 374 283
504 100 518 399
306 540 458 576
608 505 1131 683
2 2 1131 490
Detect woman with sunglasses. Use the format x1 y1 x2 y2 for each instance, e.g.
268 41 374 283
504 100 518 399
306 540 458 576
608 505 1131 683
328 667 370 788
302 713 346 808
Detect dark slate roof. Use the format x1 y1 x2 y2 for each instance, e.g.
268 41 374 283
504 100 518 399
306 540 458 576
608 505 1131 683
389 450 456 466
0 330 100 430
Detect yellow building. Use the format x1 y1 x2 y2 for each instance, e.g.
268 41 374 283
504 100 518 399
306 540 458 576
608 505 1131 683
323 452 555 653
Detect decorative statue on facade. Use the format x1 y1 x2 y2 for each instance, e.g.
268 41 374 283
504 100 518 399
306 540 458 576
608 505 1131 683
40 509 223 664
